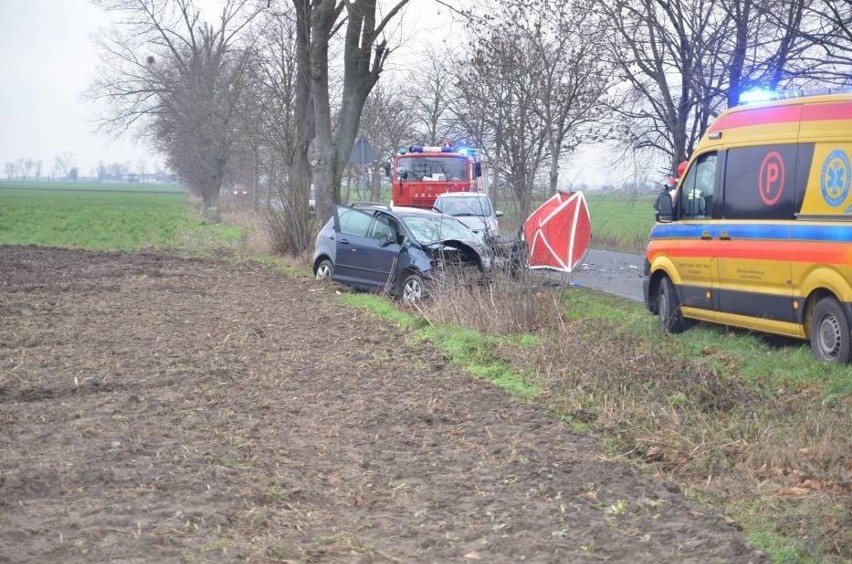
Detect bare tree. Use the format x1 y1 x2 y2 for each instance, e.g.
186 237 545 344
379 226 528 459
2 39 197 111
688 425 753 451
90 0 262 209
360 83 416 161
53 152 75 179
244 3 315 254
452 0 612 220
357 83 417 198
598 0 722 173
526 0 612 194
292 0 410 224
786 0 852 86
406 46 456 145
599 0 843 174
719 0 817 106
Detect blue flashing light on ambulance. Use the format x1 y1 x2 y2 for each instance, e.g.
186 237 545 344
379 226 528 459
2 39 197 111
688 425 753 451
645 91 852 363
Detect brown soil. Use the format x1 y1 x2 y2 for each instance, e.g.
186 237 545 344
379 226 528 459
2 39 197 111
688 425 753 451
0 246 768 563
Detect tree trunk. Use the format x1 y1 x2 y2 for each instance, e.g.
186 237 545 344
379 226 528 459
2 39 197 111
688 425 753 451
292 0 315 252
308 0 337 225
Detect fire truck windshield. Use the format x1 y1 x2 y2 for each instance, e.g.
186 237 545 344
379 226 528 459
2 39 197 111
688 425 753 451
399 156 467 181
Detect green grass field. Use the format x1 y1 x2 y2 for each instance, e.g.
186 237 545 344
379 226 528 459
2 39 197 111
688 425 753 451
0 179 184 193
493 190 658 252
0 185 242 253
584 191 658 251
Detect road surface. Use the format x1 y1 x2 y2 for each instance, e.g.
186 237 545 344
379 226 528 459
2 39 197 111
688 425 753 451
537 248 646 303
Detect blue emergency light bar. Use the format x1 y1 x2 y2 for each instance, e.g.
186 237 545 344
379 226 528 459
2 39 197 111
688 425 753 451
397 144 479 159
738 86 852 106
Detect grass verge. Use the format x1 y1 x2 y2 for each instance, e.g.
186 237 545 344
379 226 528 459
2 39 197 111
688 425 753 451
340 280 850 563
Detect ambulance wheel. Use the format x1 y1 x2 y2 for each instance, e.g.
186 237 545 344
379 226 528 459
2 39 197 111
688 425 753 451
658 277 689 334
810 297 852 363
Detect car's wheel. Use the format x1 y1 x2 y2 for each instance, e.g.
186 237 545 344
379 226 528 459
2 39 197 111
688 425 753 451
810 296 852 363
400 272 428 303
315 259 333 281
658 276 689 334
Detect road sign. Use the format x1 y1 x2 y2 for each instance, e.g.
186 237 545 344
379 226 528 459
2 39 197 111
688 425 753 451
349 136 378 164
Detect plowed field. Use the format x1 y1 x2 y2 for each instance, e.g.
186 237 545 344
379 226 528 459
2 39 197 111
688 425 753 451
0 246 766 562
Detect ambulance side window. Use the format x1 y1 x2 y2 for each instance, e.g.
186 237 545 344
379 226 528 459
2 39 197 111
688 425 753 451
680 153 716 219
723 145 797 220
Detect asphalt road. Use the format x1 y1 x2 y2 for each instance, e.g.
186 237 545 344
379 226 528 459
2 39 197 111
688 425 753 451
537 248 646 303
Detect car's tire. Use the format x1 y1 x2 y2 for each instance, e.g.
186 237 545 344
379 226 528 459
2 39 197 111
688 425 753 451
400 272 428 303
658 276 689 334
809 296 852 363
315 259 333 281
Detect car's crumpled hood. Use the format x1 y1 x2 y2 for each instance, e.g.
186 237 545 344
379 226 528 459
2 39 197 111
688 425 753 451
423 239 491 270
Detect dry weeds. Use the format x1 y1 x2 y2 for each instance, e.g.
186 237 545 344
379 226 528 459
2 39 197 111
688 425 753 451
425 272 851 560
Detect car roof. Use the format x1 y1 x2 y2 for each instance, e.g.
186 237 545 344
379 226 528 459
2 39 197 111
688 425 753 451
389 206 450 218
435 192 489 199
348 203 450 219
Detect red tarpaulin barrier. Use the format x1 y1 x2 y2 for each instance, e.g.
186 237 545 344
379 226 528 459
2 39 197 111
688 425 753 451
522 190 591 273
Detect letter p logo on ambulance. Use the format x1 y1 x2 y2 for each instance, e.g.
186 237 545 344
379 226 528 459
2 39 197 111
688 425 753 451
820 149 851 209
759 151 785 206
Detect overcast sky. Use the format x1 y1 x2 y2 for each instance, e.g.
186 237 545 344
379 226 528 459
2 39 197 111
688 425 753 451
0 0 629 185
0 0 158 175
0 0 459 177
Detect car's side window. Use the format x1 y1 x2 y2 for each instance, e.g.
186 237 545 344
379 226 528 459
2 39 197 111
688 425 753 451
371 215 394 240
680 152 717 219
338 208 373 236
371 214 403 243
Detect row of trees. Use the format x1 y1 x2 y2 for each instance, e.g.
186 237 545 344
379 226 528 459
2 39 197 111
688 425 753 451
4 153 77 181
3 155 166 183
91 0 409 250
90 0 851 253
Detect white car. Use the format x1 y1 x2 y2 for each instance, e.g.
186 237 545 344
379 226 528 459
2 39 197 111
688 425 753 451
433 192 502 243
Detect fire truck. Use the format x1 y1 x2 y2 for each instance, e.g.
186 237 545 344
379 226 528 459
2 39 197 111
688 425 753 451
386 145 482 208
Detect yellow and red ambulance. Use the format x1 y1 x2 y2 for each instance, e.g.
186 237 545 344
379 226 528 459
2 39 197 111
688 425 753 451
644 92 852 363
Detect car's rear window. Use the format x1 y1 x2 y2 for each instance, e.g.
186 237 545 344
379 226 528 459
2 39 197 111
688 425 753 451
435 196 493 216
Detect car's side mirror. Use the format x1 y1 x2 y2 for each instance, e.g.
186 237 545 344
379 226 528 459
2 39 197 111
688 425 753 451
474 162 482 178
655 192 673 223
496 210 504 218
397 170 409 181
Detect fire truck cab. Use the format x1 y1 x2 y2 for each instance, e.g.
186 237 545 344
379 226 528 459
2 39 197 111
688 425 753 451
388 145 482 209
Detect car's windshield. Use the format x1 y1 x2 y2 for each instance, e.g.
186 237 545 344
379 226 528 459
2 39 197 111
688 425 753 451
435 196 492 217
402 215 479 244
398 156 468 181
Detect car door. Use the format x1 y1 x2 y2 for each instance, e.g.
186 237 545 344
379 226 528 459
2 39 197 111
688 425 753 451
333 207 400 290
332 206 378 288
359 213 404 288
670 152 720 313
715 145 799 324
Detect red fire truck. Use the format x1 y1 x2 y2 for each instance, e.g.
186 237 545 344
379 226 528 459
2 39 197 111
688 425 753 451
387 145 482 208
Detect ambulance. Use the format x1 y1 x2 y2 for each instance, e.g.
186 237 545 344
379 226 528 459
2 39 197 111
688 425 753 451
644 91 852 363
